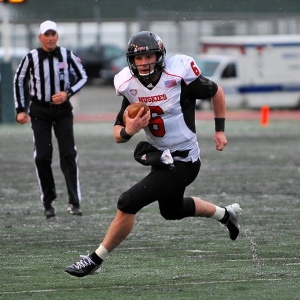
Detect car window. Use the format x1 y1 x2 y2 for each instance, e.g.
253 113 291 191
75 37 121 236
89 45 103 56
195 59 219 77
221 63 237 78
103 45 123 59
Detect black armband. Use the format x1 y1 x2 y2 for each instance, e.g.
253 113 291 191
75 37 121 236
120 127 133 140
215 118 225 132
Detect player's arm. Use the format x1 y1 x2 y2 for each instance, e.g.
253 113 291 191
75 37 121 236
185 75 227 151
113 97 149 143
211 85 227 151
114 97 132 143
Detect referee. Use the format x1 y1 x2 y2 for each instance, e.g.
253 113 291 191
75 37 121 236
14 20 88 218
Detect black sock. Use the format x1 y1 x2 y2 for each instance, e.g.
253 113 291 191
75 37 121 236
90 252 103 265
220 209 229 224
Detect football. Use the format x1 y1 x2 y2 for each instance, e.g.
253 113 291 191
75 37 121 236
123 102 150 125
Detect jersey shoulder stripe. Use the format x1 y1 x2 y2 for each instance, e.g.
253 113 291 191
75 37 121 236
164 54 200 85
114 67 134 95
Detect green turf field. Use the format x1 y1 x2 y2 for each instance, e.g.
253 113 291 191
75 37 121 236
0 119 299 300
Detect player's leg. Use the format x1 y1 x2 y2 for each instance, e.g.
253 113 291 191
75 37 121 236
157 159 200 220
192 196 242 240
65 209 135 277
193 196 224 217
154 159 242 240
65 162 195 277
101 210 135 252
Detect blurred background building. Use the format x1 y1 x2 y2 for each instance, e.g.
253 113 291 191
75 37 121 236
1 0 300 123
1 0 300 55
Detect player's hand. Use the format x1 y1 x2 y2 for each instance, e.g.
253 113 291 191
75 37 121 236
124 108 150 135
16 112 29 124
214 131 227 151
51 91 68 104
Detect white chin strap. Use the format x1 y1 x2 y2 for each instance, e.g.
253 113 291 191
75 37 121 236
138 69 155 77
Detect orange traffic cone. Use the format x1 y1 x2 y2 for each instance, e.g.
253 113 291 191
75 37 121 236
260 105 270 126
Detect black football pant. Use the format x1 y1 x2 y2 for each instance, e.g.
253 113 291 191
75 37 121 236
29 101 81 208
117 158 201 218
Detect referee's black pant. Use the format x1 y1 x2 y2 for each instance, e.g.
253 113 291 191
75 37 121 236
29 101 81 208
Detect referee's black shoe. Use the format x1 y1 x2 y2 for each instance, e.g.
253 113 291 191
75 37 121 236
67 204 82 216
44 205 56 219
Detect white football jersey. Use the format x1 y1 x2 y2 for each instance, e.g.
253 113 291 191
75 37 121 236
114 54 202 162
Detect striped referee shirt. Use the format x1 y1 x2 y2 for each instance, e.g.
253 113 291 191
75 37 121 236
14 46 88 113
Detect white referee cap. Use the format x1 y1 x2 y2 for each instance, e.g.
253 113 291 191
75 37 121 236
39 20 57 34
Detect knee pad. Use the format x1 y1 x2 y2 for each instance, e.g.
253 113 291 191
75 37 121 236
117 191 136 214
160 210 179 220
160 197 195 220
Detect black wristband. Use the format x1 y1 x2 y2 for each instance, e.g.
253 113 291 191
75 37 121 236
120 127 133 140
66 90 73 100
215 118 225 132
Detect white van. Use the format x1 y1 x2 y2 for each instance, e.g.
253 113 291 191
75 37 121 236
195 35 300 109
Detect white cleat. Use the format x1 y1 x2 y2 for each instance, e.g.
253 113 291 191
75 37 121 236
221 203 242 241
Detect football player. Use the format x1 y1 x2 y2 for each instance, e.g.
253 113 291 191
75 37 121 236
65 31 242 277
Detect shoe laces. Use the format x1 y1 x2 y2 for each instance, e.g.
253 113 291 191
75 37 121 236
73 255 96 270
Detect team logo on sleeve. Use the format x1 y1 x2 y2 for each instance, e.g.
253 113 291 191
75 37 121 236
130 89 138 96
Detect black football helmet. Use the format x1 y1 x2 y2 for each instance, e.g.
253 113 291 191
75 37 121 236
126 31 166 80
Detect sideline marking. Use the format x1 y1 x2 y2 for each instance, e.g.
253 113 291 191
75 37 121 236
1 278 282 295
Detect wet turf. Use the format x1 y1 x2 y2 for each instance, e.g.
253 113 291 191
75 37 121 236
0 120 299 299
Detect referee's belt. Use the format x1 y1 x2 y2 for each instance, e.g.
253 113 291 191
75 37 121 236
31 99 70 109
